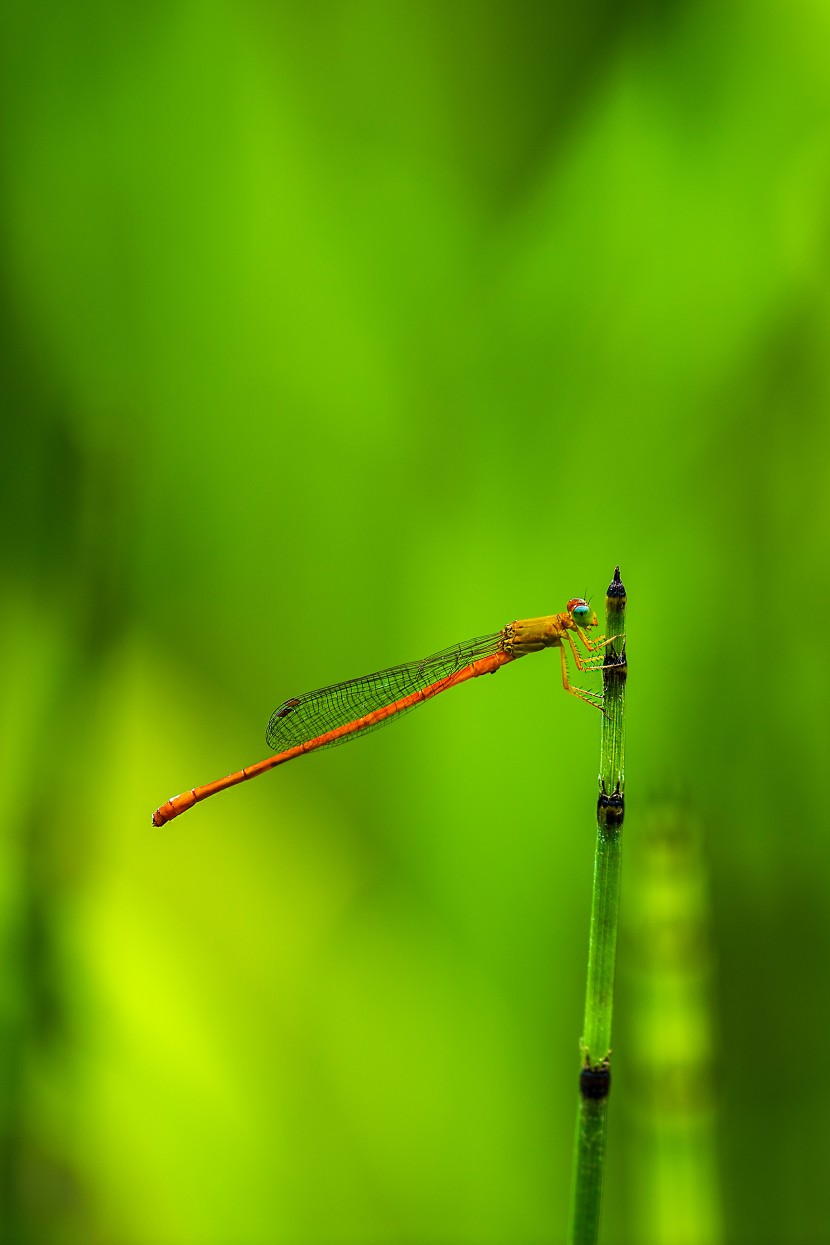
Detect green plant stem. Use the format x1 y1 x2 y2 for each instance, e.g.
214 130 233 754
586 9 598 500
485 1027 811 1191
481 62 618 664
567 566 627 1245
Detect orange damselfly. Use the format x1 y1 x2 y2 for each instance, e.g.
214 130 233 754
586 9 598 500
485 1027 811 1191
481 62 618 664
152 599 615 826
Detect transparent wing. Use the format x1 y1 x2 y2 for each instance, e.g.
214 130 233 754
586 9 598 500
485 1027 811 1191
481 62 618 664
266 632 505 753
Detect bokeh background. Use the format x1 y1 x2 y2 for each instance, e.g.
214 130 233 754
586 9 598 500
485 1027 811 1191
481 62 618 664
2 3 829 1243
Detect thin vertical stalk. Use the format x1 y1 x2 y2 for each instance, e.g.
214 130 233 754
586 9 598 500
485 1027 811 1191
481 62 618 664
567 566 627 1245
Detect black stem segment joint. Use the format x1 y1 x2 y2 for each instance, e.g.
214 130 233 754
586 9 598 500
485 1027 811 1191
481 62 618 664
601 645 627 688
579 1062 612 1101
597 783 624 831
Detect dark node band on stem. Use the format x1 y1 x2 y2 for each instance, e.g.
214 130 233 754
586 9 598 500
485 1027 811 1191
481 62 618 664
597 786 625 830
579 1063 611 1101
601 646 627 686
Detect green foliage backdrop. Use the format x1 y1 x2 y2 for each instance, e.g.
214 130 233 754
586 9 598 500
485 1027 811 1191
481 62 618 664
2 3 829 1243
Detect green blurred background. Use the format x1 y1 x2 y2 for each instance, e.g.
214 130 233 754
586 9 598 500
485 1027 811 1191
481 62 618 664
2 2 829 1242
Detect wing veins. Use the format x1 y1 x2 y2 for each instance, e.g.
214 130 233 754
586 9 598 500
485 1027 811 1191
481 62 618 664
265 631 504 752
